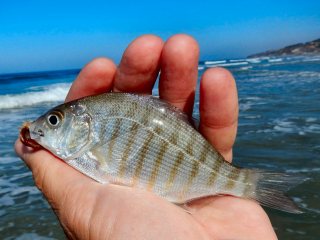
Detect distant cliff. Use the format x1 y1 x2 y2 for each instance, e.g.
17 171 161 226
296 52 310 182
248 38 320 58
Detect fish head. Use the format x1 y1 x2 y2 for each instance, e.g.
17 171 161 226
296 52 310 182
29 102 92 160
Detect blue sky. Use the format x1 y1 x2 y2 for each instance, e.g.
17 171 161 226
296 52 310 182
0 0 319 74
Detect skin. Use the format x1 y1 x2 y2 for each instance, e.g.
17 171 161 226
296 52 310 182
15 34 278 240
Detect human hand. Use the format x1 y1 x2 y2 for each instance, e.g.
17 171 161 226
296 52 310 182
15 34 277 239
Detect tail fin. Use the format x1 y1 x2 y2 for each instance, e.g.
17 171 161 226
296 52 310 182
246 170 308 214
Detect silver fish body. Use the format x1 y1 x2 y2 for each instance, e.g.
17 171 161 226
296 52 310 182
28 93 305 213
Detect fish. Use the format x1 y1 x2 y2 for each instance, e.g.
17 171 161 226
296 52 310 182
20 92 306 213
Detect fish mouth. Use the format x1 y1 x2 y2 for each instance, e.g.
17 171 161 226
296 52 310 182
20 122 43 149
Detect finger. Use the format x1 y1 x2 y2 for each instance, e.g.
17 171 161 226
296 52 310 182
159 34 199 115
66 58 116 102
199 68 238 162
14 139 98 208
113 35 164 94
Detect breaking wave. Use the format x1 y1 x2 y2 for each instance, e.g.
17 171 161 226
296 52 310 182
0 83 71 109
205 61 249 67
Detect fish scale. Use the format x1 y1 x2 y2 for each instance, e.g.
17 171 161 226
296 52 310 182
93 102 249 196
25 92 306 213
90 100 242 196
90 114 215 200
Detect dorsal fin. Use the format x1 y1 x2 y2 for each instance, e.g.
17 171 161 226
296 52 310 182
132 94 194 127
145 95 201 130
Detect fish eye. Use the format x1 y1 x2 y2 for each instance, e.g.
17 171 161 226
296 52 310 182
48 114 59 126
47 111 63 127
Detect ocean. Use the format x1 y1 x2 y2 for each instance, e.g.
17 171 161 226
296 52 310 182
1 55 319 239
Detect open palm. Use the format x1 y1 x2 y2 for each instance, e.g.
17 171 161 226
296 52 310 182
15 34 277 239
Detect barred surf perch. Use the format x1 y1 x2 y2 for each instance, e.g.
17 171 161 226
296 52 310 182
20 93 306 213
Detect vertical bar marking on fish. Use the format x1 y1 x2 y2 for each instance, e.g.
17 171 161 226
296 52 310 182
224 167 241 190
132 132 154 186
207 156 224 186
165 150 185 191
118 122 140 178
147 140 169 190
107 118 122 160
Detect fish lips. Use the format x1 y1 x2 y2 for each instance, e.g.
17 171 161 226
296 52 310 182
20 122 43 149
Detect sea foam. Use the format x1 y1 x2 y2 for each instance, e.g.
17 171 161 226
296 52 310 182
0 83 70 109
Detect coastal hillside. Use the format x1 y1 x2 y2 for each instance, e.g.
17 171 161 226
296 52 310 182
248 38 320 58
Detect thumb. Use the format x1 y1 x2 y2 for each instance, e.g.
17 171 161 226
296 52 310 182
14 139 97 209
